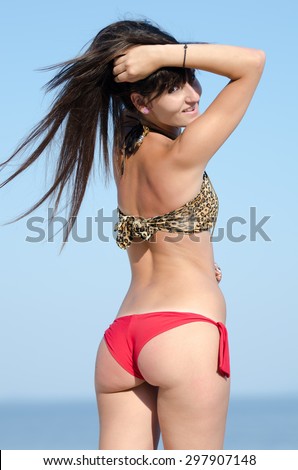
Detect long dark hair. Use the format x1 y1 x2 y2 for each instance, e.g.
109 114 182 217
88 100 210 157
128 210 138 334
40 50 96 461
0 19 195 253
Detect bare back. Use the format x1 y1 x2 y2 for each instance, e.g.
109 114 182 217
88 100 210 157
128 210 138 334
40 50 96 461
113 130 226 323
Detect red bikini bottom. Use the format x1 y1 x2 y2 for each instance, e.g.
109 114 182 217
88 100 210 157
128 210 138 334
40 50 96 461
103 311 230 380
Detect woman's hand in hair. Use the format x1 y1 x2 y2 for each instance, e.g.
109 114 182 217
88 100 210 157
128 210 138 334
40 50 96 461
113 45 162 83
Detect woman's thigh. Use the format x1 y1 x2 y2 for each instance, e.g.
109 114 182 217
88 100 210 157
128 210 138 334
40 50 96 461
137 322 231 449
97 383 160 450
95 338 160 449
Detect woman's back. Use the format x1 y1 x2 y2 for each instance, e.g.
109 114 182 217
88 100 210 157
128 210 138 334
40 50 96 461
113 128 226 322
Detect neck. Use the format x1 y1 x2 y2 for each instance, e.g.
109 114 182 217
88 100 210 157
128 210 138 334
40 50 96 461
140 117 180 140
121 110 180 140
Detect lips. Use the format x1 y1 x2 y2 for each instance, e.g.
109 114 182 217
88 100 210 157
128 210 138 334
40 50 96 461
182 104 197 113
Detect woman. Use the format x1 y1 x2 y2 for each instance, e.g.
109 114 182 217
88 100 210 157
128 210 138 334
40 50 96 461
0 20 265 450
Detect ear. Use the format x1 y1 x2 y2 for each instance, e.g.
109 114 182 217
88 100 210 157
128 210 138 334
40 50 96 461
130 92 150 115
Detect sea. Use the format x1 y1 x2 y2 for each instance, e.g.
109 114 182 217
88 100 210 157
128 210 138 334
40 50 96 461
0 395 297 450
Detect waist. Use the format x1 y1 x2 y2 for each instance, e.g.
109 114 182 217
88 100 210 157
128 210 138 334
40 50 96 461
117 296 226 325
130 268 223 298
129 239 217 285
119 269 226 323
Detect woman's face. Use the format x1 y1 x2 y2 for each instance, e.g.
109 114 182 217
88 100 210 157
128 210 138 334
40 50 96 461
132 78 202 134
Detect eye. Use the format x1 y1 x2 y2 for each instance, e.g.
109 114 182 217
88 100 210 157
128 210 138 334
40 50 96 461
168 85 181 94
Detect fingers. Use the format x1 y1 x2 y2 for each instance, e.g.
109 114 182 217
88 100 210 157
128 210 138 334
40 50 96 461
113 66 136 83
214 262 222 283
113 63 126 77
112 45 151 83
113 56 128 83
114 72 127 83
113 54 126 66
113 66 128 83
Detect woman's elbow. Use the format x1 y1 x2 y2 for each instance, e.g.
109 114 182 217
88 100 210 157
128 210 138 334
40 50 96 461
254 49 266 69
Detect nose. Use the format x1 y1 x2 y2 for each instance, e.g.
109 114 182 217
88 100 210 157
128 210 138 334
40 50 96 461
185 80 201 103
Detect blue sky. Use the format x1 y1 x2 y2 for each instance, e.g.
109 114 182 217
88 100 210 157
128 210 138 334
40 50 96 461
0 0 297 402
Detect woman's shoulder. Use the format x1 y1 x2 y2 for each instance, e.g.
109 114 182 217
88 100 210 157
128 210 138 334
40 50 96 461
137 130 177 170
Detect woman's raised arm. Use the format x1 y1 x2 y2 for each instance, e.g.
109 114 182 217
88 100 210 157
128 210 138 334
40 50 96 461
114 43 266 169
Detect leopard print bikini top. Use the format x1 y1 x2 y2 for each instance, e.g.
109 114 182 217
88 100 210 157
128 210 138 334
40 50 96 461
114 126 219 250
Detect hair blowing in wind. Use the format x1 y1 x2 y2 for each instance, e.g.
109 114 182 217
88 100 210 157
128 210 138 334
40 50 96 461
0 20 194 253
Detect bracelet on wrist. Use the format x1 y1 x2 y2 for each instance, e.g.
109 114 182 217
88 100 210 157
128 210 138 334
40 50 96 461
183 44 188 68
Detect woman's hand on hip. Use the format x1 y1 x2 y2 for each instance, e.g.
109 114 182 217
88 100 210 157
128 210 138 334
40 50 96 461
113 45 163 83
214 262 222 283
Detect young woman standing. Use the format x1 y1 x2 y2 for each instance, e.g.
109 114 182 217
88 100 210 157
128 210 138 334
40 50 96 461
0 20 265 449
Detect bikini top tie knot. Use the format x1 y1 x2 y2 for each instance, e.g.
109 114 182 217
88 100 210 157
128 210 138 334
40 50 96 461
114 171 219 250
114 214 160 250
114 125 219 250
